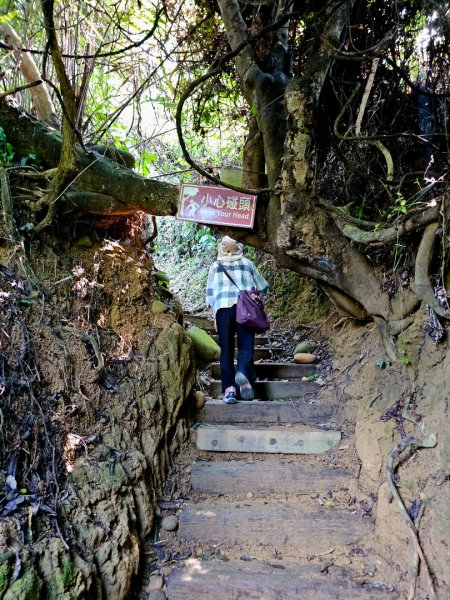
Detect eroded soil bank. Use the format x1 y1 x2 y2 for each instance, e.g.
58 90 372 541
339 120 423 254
0 231 195 599
322 315 449 598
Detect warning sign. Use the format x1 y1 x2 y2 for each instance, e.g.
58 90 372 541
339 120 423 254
177 183 256 229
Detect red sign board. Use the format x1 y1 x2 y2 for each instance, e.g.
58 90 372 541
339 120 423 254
177 183 256 229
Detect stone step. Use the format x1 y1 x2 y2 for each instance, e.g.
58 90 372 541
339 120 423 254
209 379 317 400
203 399 332 424
196 425 341 454
179 500 374 554
167 560 397 599
211 361 316 379
191 460 352 495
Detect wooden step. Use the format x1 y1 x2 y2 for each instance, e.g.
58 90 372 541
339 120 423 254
211 333 270 346
251 347 274 360
191 460 352 495
185 315 214 330
179 501 374 553
167 560 397 599
211 362 316 379
209 379 317 400
203 399 333 424
196 425 341 454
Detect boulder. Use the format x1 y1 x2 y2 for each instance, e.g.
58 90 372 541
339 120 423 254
187 326 220 360
294 353 316 364
294 340 318 354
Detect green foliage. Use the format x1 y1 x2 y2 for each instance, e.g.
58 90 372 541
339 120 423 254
397 338 411 365
387 192 409 220
0 127 14 165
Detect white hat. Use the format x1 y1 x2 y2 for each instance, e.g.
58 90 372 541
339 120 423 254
217 236 243 261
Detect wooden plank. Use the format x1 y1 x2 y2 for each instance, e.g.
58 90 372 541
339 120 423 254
196 425 341 454
191 461 352 495
252 347 274 361
203 400 333 424
179 501 374 552
210 362 316 379
185 315 215 330
167 560 397 600
211 333 270 346
209 379 318 400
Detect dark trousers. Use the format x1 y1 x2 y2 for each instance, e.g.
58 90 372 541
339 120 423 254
216 305 256 393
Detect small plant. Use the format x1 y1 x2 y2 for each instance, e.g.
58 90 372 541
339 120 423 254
397 338 411 366
0 127 14 165
387 192 408 220
374 358 391 369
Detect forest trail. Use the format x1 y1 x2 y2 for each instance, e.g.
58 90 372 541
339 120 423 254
147 317 399 599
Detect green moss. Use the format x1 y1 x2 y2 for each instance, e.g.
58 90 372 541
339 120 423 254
62 560 77 589
0 562 10 595
3 569 42 600
45 559 78 600
186 326 220 360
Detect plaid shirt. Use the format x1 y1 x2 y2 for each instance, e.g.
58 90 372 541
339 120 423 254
206 257 268 315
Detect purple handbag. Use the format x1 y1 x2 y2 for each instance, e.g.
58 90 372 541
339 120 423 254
219 264 270 333
236 288 270 333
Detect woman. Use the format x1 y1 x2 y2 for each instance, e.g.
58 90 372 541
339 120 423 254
206 236 269 404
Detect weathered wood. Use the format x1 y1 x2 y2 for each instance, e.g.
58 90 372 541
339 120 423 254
209 379 317 400
191 460 351 494
210 361 316 379
203 399 333 424
252 347 274 361
167 560 397 599
179 501 374 551
196 425 341 454
185 315 215 330
211 333 270 346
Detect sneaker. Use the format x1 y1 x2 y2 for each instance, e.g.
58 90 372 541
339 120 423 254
224 386 237 404
235 372 254 401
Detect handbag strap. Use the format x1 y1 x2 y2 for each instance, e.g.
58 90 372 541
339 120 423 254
217 261 241 291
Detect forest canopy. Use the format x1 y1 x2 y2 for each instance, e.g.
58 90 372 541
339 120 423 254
1 0 450 357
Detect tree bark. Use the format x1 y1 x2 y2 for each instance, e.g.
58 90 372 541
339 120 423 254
0 22 59 127
0 100 178 216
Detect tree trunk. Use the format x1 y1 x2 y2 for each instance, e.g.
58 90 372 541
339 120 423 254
0 100 178 216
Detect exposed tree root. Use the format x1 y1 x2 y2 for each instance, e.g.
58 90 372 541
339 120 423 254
386 434 437 600
0 167 40 290
415 222 449 319
55 325 104 369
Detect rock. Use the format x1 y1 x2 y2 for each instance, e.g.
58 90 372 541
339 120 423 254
294 340 318 354
147 590 167 600
186 326 220 360
145 575 164 591
152 300 169 314
294 353 316 364
75 235 92 248
161 515 178 531
5 475 16 490
195 391 206 409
